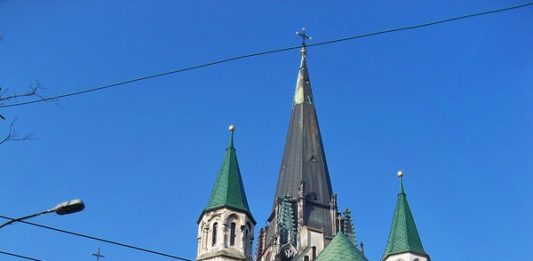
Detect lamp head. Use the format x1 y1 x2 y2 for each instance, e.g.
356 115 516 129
53 199 85 215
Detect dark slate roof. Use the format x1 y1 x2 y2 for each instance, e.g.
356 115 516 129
202 128 255 224
315 232 368 261
274 48 333 205
382 176 427 260
267 47 335 238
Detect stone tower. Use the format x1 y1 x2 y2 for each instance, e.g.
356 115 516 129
197 126 256 261
382 171 430 261
255 46 342 261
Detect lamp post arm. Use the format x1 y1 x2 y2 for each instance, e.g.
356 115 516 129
0 199 84 229
0 209 53 229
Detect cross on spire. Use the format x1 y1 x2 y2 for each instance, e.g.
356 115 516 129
91 248 105 261
296 28 311 46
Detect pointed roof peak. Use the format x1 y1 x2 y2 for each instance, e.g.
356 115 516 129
293 28 313 105
301 46 307 57
293 47 314 106
382 170 427 260
315 232 368 261
202 125 255 224
300 46 307 65
397 170 405 195
269 42 334 238
227 124 236 149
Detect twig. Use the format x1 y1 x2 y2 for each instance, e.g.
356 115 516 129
0 118 33 145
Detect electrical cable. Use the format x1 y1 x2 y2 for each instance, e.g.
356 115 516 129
0 1 531 109
0 250 44 261
0 215 193 261
306 1 533 48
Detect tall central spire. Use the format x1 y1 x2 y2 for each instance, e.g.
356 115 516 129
274 45 333 209
257 43 338 261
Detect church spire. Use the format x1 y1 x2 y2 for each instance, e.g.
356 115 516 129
197 125 255 261
382 171 429 261
273 30 333 203
272 38 333 218
258 31 338 261
202 125 254 223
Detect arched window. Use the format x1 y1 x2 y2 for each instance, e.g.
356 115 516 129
304 256 310 261
230 222 236 246
312 246 317 260
212 222 218 246
244 228 249 251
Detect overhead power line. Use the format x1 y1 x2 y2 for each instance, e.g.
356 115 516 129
1 1 532 109
0 215 193 261
306 1 533 48
0 250 44 261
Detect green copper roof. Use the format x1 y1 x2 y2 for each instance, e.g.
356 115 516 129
315 232 368 261
382 175 427 260
203 128 255 224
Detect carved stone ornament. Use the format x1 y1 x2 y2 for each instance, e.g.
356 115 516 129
280 243 298 259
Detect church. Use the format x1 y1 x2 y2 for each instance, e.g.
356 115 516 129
194 42 431 261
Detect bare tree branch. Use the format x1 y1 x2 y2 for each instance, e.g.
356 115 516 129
0 33 38 144
0 118 33 145
0 80 49 105
0 81 53 144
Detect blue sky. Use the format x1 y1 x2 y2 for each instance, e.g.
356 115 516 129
1 1 532 260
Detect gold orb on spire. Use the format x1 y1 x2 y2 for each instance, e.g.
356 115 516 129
228 124 236 132
397 170 404 177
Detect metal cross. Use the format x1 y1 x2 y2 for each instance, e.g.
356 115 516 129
91 248 105 261
296 28 311 46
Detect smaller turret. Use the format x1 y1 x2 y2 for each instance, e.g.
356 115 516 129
340 208 357 245
382 171 430 261
197 125 255 261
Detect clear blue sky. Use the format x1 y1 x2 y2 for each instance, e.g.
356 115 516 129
1 1 532 260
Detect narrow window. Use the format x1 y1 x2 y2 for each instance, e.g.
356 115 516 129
212 222 218 246
312 246 317 260
230 222 236 246
304 256 310 261
244 229 249 252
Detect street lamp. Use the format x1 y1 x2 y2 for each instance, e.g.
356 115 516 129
0 199 85 229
